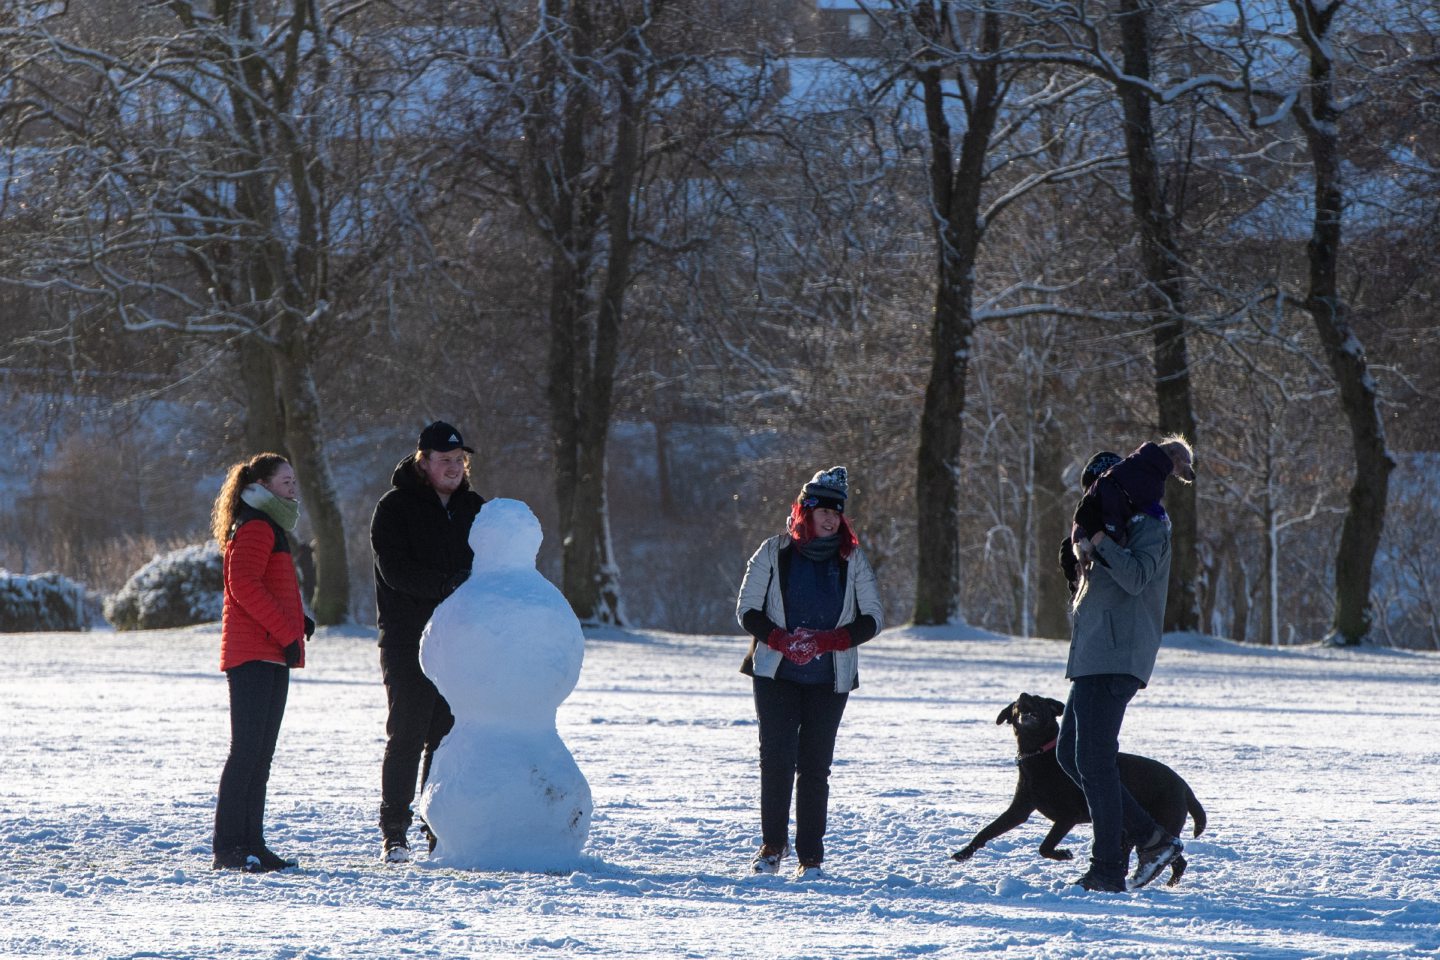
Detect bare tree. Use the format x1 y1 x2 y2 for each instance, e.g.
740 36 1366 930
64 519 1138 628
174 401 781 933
0 1 457 622
1109 0 1201 630
1282 0 1394 643
447 0 781 622
866 1 1130 625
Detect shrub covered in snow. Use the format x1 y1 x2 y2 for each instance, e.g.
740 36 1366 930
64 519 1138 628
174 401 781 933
105 543 223 631
0 570 97 632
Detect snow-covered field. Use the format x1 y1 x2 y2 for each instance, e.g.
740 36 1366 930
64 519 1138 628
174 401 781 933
3 623 1438 959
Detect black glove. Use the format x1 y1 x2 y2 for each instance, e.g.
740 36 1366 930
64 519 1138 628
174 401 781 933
1072 489 1103 540
1059 537 1079 592
282 640 303 668
442 569 469 597
304 615 315 640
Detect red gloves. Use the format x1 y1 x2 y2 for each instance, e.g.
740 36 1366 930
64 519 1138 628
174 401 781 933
767 628 815 664
766 627 852 666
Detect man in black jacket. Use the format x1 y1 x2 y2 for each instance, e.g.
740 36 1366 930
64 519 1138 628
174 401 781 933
371 420 486 863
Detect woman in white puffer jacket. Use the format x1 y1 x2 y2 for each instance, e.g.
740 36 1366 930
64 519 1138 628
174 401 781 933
735 465 884 879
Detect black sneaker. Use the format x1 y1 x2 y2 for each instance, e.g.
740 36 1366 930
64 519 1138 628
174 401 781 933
1129 830 1184 889
381 839 411 864
1074 868 1126 892
212 847 263 873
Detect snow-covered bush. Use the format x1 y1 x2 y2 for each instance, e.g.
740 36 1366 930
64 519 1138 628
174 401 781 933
0 570 96 632
105 543 223 631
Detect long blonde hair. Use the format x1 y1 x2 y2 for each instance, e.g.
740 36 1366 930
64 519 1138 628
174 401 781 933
211 453 290 546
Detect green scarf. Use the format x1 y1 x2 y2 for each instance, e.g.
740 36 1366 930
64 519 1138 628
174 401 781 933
240 483 300 532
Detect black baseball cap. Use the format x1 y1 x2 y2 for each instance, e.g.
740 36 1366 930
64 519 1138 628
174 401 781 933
418 420 474 453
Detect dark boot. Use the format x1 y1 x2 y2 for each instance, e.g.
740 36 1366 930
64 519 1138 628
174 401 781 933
212 846 262 872
242 791 295 871
254 846 298 871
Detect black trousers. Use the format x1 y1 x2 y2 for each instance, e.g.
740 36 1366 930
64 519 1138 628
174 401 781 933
379 645 454 840
752 676 848 865
214 660 290 853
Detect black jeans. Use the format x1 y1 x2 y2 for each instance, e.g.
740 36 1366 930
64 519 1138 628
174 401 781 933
214 660 290 853
752 676 848 865
379 645 455 840
1056 673 1159 880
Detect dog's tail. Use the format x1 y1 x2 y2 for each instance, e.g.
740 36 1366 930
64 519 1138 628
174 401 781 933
1186 787 1207 837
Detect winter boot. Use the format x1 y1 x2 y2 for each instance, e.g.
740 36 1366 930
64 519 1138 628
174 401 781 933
1129 829 1184 890
212 846 263 873
750 843 787 875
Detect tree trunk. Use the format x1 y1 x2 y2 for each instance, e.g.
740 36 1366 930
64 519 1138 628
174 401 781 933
221 0 348 623
565 436 624 624
1288 0 1394 644
654 417 675 518
1032 406 1072 640
911 7 1002 625
1227 546 1250 644
1115 0 1199 632
273 322 351 624
912 260 971 625
561 37 639 625
1198 539 1217 636
541 0 638 624
1031 407 1071 639
237 334 286 455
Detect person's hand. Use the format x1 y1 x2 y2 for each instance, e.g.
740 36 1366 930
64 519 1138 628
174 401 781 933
282 640 303 668
767 628 819 665
1059 538 1079 587
811 627 851 653
1072 492 1103 540
1071 534 1094 579
304 615 315 640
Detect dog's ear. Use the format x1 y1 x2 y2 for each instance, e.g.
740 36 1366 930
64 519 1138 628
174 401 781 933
1043 697 1065 717
995 702 1017 726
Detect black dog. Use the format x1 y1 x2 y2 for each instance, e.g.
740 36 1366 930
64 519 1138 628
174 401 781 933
951 692 1207 886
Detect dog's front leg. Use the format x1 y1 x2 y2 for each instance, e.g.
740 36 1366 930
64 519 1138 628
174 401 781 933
951 797 1035 862
1038 820 1077 860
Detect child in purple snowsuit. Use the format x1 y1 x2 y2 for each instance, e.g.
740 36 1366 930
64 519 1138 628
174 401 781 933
1071 438 1195 567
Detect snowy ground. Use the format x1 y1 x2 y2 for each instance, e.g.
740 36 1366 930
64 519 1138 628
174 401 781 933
2 623 1438 959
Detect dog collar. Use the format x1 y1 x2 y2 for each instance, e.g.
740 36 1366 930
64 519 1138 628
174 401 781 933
1015 738 1058 765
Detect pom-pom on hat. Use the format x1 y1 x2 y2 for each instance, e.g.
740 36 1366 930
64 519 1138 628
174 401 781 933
800 465 848 513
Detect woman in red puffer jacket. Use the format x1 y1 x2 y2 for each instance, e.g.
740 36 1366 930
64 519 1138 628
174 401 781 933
209 452 310 873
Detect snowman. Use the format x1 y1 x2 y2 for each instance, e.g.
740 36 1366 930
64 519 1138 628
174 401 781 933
417 498 591 870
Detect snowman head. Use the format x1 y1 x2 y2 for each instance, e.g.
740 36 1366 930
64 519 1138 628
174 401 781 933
468 498 542 572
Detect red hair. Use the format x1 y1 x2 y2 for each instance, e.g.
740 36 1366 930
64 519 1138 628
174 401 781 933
787 501 858 559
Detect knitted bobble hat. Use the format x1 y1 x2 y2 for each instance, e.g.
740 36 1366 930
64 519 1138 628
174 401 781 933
801 466 848 513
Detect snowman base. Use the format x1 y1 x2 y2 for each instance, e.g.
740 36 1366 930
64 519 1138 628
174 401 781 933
418 724 592 872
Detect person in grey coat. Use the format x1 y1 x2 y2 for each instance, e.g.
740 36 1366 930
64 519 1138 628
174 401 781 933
735 465 884 879
1058 436 1194 892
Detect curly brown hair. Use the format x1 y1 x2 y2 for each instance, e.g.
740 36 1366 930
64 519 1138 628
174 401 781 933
211 453 290 547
